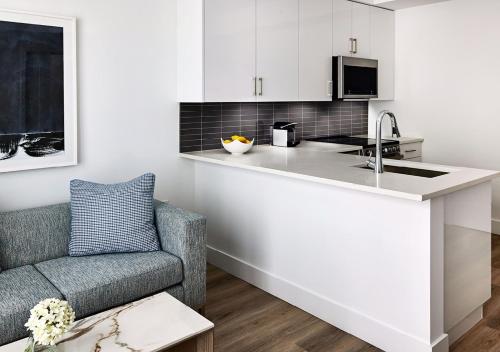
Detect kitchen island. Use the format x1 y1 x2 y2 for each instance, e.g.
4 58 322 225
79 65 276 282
181 142 499 352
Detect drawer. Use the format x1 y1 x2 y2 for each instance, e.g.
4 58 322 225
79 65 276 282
401 142 422 160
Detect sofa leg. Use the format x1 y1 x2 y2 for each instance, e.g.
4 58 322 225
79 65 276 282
198 305 206 316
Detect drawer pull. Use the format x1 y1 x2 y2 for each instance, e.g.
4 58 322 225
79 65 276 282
405 149 417 153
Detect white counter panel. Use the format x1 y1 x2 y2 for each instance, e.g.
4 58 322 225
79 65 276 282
182 143 498 202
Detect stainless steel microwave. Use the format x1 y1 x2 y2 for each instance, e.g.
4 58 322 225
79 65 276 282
332 56 378 100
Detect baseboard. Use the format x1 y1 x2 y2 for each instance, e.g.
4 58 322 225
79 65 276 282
492 218 500 235
208 245 448 352
448 306 483 345
432 334 450 352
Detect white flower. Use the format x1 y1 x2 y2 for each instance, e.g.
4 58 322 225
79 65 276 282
25 298 75 346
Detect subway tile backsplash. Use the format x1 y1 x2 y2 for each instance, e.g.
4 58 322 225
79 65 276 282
179 101 368 152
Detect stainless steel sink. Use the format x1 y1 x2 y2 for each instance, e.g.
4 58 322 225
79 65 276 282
357 165 449 178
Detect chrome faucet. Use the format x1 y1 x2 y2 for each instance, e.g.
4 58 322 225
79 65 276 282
366 110 401 173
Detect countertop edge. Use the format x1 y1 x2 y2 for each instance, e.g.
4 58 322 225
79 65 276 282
420 172 500 201
180 153 426 202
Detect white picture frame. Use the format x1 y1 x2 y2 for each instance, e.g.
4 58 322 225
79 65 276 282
0 9 77 173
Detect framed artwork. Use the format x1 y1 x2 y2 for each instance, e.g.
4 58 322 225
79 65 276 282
0 9 77 173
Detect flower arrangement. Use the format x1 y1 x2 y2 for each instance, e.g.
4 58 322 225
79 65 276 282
24 298 75 352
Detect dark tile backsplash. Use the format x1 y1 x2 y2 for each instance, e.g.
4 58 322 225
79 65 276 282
179 101 368 152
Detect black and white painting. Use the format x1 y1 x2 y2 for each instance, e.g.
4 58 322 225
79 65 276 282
0 10 77 173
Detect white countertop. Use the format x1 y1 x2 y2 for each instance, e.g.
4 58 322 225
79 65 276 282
180 142 499 201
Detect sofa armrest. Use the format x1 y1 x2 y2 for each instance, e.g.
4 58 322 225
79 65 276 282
155 203 206 308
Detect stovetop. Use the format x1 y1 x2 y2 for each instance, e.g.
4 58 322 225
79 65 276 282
306 135 399 149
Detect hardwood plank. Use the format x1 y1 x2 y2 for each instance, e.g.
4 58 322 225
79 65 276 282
296 323 369 352
207 234 500 352
206 265 380 352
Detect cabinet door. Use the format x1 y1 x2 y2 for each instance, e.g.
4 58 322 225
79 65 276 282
204 0 256 102
332 0 352 57
299 0 333 101
370 6 395 100
351 1 371 58
256 0 299 101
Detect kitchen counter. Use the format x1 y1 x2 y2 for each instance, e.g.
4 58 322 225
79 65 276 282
184 140 498 352
180 141 498 201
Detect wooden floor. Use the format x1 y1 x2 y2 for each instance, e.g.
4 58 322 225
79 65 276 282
205 235 500 352
450 234 500 352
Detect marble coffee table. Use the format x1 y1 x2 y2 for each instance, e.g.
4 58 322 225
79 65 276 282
0 293 214 352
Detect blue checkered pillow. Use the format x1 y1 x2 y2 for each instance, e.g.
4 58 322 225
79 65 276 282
69 173 161 256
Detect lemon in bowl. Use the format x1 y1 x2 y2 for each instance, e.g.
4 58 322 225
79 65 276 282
221 135 254 155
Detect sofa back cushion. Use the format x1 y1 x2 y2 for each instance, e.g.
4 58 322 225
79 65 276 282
0 203 70 270
69 173 161 256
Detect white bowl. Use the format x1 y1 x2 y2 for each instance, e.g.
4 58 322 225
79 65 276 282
221 138 254 155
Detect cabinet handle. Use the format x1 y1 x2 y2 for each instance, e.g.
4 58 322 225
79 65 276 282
253 77 257 96
327 81 333 97
258 77 263 96
352 38 358 54
349 38 354 54
405 149 417 153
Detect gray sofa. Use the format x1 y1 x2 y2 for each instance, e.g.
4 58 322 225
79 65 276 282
0 201 207 346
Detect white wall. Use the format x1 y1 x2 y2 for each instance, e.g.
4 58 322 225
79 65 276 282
370 0 500 223
0 0 194 211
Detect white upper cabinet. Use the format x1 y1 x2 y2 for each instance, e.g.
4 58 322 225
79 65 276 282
331 0 394 100
332 0 371 58
256 0 299 102
332 0 352 57
370 6 395 100
351 2 371 58
177 0 395 102
299 0 333 101
204 0 256 102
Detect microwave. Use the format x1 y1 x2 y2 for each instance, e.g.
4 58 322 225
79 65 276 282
332 56 378 100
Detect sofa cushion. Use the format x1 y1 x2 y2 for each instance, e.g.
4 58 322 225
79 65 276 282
0 266 64 346
69 173 161 256
35 251 183 318
0 203 70 270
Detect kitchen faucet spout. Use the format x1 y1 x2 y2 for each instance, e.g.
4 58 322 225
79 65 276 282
366 110 400 174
